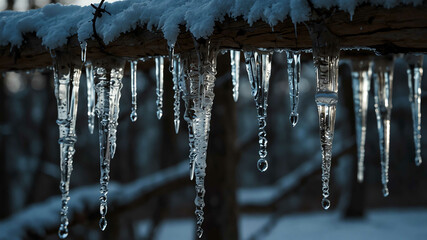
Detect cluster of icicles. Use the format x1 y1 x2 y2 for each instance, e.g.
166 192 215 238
50 35 423 238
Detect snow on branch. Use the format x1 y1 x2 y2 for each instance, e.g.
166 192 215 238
0 1 427 70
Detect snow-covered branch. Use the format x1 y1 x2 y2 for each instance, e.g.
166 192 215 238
1 2 427 70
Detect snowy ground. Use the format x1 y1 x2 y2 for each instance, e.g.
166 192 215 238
139 208 427 240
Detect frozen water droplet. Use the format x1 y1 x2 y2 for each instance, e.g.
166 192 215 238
156 57 164 120
257 158 268 172
130 110 138 122
383 187 389 197
289 112 299 127
100 204 108 215
197 227 204 238
174 119 180 134
321 198 331 210
99 217 107 231
58 224 69 239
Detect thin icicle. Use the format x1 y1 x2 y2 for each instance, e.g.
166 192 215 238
172 55 182 134
130 60 138 122
80 41 87 63
156 57 164 119
181 40 218 238
244 51 272 172
52 56 82 239
308 23 340 210
351 59 372 183
230 49 240 102
94 66 124 231
86 61 95 134
373 56 394 197
286 50 301 127
405 54 424 166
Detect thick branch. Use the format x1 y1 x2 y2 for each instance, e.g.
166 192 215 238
1 4 427 71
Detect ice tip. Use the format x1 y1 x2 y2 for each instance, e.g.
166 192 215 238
130 111 138 122
415 156 422 166
99 217 108 231
174 119 180 134
257 158 268 172
382 187 389 197
58 224 68 239
233 93 239 102
321 198 331 210
157 110 163 120
289 112 299 127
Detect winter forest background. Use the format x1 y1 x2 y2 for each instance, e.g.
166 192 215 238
1 0 427 240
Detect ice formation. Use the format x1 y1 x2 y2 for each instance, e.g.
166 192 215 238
180 39 218 238
51 53 82 239
351 58 372 182
373 56 395 197
405 54 424 166
230 49 241 102
130 60 138 122
286 51 301 127
156 57 164 120
244 51 272 172
307 23 340 210
94 64 124 230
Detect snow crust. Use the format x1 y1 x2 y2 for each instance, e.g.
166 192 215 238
0 0 424 49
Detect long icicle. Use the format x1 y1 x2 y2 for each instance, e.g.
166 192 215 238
351 59 372 182
130 60 138 122
52 54 82 239
156 57 164 119
230 49 240 102
405 54 424 166
307 23 340 210
173 55 182 134
86 61 95 134
286 50 301 127
94 65 124 231
373 56 394 197
244 51 272 172
181 39 218 238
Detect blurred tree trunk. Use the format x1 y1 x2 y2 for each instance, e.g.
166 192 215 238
340 63 366 218
6 0 14 10
203 54 239 240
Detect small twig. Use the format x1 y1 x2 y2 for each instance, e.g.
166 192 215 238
91 0 111 50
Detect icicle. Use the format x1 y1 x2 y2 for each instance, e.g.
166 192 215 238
307 23 340 210
351 59 373 183
52 54 82 239
230 49 240 102
156 57 164 119
181 39 218 238
86 61 95 134
80 42 87 63
405 54 424 166
244 51 272 172
286 51 301 127
171 53 182 134
130 60 138 122
373 56 394 197
94 65 124 231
